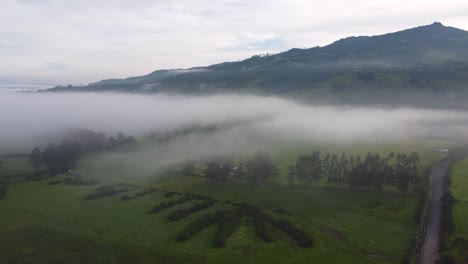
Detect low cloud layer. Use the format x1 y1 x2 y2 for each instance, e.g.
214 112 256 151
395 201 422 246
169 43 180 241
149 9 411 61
1 91 467 155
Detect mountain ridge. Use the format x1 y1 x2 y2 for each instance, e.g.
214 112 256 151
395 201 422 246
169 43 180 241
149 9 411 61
49 22 468 108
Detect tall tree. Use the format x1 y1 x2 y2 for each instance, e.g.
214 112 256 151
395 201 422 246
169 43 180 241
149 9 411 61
247 151 277 185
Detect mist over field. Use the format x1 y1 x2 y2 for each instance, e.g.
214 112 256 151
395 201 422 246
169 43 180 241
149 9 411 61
1 91 467 157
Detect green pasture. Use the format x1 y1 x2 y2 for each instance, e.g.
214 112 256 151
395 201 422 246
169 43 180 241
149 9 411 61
0 141 450 263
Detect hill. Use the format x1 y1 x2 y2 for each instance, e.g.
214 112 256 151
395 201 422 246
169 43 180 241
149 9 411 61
50 22 468 108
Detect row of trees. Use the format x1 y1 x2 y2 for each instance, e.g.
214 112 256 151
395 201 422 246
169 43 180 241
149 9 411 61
28 130 137 175
287 151 421 192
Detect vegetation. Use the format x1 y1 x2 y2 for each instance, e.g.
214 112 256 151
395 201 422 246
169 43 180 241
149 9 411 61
0 141 449 263
167 199 217 221
440 154 468 263
288 151 421 192
64 175 98 186
177 211 226 241
121 187 157 201
84 183 133 200
27 130 137 176
147 195 193 214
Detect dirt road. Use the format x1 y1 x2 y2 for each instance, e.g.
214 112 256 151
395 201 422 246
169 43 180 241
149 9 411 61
420 159 452 264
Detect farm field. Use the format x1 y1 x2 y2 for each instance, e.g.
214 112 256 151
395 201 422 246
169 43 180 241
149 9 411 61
0 141 450 264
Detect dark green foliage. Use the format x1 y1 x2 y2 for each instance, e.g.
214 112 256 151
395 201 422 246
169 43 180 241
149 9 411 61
177 211 226 241
213 210 243 247
274 208 293 215
253 216 274 242
167 200 216 221
268 218 314 247
84 183 132 200
439 253 456 264
28 147 42 170
64 176 98 186
41 142 82 175
247 151 278 185
164 192 178 198
148 196 193 214
290 150 421 192
0 182 8 200
121 187 157 201
440 192 456 235
204 157 232 183
47 179 64 185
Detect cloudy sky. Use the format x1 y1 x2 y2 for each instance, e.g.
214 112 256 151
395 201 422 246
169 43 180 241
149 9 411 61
1 0 468 85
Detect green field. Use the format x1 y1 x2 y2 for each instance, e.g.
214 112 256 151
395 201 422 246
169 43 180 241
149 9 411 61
445 157 468 262
0 141 450 264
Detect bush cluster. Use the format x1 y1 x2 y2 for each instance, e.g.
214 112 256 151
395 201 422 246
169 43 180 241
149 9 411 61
177 210 226 241
167 199 216 221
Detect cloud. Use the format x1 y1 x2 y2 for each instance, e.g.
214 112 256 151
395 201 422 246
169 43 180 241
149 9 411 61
0 91 467 155
1 0 468 84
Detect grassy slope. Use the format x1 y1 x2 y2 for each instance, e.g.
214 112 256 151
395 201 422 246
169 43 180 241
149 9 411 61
0 141 450 264
447 157 468 261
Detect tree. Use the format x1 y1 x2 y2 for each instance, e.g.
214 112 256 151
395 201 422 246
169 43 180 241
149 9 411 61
247 151 277 185
204 157 231 183
28 147 42 170
286 165 296 187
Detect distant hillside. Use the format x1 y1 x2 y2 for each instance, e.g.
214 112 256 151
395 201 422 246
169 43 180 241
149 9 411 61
50 22 468 108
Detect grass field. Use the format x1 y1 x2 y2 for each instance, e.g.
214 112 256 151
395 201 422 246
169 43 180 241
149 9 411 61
445 157 468 262
0 141 450 264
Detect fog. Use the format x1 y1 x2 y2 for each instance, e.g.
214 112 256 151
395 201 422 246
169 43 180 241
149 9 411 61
1 90 467 174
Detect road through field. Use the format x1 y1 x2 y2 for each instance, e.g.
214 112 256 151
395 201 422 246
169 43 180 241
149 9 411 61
420 159 452 264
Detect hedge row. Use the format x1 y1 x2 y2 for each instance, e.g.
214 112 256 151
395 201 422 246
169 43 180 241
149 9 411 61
167 199 216 221
84 184 131 200
64 176 98 186
121 187 157 201
147 195 193 214
213 211 243 247
0 183 8 200
177 210 226 241
253 215 274 242
268 218 314 247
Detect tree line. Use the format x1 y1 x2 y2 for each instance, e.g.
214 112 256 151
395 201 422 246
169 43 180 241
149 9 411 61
28 129 137 176
198 150 422 192
287 151 421 192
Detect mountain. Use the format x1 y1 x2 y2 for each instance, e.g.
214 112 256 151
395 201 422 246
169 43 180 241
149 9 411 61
50 22 468 107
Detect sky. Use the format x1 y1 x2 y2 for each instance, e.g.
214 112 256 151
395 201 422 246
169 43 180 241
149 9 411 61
1 0 468 85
